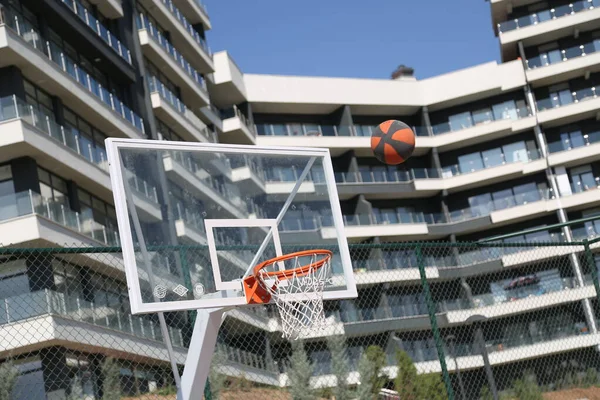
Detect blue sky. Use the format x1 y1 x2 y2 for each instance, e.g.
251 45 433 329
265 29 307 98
203 0 501 80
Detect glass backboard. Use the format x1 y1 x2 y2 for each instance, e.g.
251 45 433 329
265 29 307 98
105 138 356 314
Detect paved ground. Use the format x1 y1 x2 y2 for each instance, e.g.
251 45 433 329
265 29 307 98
544 387 600 400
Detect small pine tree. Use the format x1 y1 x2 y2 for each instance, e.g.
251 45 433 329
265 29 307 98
209 348 229 399
512 371 543 400
101 357 121 400
356 351 376 400
326 335 352 400
480 385 493 400
394 350 417 400
584 367 599 388
364 346 386 395
288 341 315 400
0 359 19 400
416 374 447 400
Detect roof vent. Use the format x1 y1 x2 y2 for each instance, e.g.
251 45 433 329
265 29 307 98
391 65 415 81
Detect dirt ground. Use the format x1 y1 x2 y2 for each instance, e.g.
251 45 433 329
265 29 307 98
543 387 600 400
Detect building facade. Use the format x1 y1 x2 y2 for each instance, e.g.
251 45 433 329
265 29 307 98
2 0 600 398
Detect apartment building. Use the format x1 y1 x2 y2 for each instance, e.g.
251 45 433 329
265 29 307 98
2 0 600 398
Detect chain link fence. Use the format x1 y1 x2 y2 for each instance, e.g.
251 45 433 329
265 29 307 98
2 239 600 400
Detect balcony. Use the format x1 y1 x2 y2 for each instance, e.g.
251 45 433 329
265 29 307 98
137 14 209 107
137 0 213 72
424 149 547 193
255 123 397 157
526 38 600 86
221 106 257 144
172 0 211 30
548 130 600 167
0 190 120 246
0 10 145 138
536 85 600 127
0 289 186 361
497 0 600 59
59 0 130 62
335 169 440 200
429 105 534 151
163 152 247 219
148 77 215 143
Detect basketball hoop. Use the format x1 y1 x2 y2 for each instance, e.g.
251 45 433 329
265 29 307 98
243 250 333 340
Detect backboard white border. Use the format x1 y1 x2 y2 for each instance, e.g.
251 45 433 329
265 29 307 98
105 138 358 314
204 218 283 291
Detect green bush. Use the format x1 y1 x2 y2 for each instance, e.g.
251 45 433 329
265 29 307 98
288 341 315 400
101 357 121 400
394 350 417 400
0 360 19 400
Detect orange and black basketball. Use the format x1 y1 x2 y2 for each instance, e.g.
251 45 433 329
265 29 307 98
370 120 416 165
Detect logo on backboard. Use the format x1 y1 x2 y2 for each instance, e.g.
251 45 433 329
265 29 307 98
173 284 189 297
194 283 205 296
153 285 167 299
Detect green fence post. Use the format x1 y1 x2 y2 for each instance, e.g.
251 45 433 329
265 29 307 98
416 244 455 399
584 239 600 307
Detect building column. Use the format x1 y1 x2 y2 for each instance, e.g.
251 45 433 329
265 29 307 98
328 105 354 136
11 156 40 194
0 66 26 99
26 254 56 292
519 51 598 334
449 234 474 307
423 107 450 220
40 347 70 399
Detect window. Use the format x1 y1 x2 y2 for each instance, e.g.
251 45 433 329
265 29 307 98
24 79 54 117
0 260 29 299
570 165 597 192
156 119 183 141
38 168 68 205
77 188 117 229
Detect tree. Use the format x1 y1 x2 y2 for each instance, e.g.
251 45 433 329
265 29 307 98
287 341 315 400
101 357 121 400
209 347 229 399
512 371 543 400
480 385 493 400
326 335 352 400
357 345 387 399
0 359 19 400
416 374 447 400
394 350 417 400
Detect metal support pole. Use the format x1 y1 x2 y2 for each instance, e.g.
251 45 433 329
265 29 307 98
416 245 455 399
473 321 498 400
179 308 227 400
446 335 466 400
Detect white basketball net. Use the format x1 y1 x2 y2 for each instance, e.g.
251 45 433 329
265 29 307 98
258 253 331 340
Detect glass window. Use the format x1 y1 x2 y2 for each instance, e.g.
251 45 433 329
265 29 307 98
468 193 492 216
492 189 515 210
492 100 517 120
513 182 540 203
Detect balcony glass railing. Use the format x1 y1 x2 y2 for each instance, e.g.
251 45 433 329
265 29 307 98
127 172 159 204
136 14 207 91
527 38 600 69
335 168 440 184
498 0 600 34
570 177 600 193
175 202 205 233
548 130 600 153
60 0 131 63
449 188 552 223
0 289 184 347
158 0 211 56
256 122 354 137
0 190 120 246
353 124 429 137
0 8 145 133
431 106 530 136
0 95 109 170
537 86 599 111
216 343 278 374
148 76 187 113
229 155 266 182
441 149 541 178
168 152 246 212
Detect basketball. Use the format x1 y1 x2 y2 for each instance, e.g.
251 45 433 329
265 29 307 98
370 120 416 165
